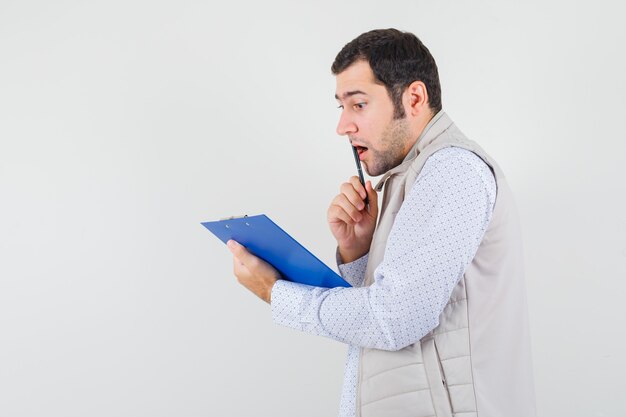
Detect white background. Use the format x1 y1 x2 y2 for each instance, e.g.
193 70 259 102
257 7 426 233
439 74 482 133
1 1 625 416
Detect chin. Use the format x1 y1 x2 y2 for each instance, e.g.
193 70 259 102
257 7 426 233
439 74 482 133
365 165 383 177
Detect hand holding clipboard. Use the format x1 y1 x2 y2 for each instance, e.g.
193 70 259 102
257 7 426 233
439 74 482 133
202 215 351 288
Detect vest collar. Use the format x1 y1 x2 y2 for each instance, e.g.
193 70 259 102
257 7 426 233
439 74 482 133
374 110 453 191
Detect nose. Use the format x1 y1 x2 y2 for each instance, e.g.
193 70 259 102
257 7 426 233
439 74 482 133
336 111 357 136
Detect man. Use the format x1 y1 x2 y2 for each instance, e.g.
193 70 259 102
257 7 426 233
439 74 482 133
227 29 536 417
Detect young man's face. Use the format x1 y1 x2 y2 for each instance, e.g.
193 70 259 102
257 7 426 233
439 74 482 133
335 60 412 177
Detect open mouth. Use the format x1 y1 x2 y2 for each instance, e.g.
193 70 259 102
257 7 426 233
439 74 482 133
355 145 368 158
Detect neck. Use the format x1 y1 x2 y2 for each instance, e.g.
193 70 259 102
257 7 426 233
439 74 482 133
403 110 435 155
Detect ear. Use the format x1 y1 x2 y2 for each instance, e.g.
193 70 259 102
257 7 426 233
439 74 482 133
404 81 429 116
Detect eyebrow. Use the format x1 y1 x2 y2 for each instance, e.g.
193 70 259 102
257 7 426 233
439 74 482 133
334 90 367 101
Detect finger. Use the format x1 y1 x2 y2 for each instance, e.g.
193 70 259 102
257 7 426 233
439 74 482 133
328 203 357 226
340 181 366 211
332 193 363 223
348 176 368 201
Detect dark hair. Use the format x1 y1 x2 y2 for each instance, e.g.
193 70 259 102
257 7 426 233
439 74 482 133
331 28 442 118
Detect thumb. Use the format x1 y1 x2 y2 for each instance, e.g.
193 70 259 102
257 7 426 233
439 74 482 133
227 240 252 264
227 239 272 272
365 181 379 217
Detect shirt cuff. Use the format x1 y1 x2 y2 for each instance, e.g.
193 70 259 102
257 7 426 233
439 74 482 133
271 279 316 331
336 251 369 287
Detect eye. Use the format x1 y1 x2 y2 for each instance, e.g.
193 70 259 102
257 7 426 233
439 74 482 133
353 102 366 110
337 104 344 110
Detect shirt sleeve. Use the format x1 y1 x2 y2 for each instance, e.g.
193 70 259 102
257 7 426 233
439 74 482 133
271 148 496 351
336 250 368 287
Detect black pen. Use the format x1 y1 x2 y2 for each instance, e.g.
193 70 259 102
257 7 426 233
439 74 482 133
351 146 369 206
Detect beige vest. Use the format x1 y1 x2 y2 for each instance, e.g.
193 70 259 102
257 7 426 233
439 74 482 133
356 112 536 417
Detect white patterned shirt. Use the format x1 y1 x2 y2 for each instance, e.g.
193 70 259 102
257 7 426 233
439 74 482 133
271 147 497 417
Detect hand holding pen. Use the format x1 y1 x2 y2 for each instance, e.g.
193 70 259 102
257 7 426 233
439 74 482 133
326 146 379 264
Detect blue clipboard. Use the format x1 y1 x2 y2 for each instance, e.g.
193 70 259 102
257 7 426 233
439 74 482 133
202 214 350 288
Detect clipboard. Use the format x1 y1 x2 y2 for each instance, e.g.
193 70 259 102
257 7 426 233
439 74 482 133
201 214 351 288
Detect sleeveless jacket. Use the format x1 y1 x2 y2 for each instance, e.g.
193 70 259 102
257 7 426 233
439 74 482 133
356 112 536 417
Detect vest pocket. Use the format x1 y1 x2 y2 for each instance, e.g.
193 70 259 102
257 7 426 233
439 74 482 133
434 340 455 414
422 338 453 417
